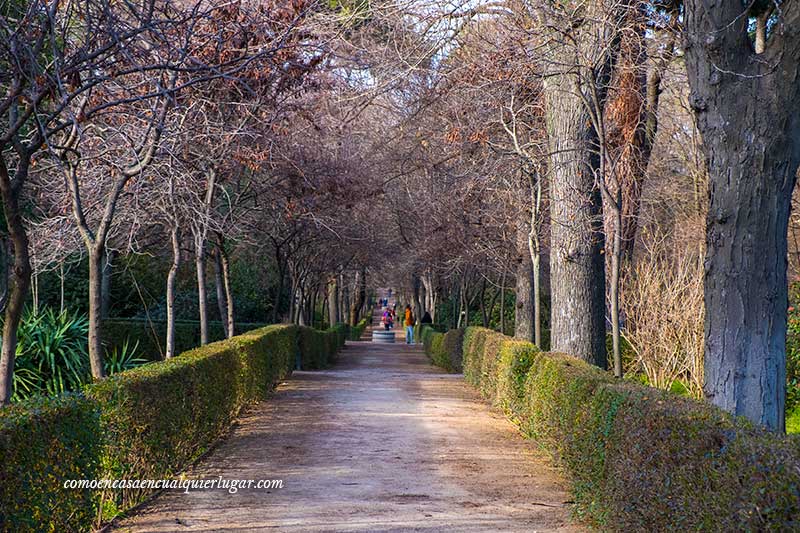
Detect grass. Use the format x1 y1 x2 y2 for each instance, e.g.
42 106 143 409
787 406 800 434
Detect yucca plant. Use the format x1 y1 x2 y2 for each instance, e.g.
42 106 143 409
104 339 147 375
11 308 91 401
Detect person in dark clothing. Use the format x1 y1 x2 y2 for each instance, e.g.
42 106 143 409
421 312 433 324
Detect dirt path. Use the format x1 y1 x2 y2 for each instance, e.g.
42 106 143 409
114 340 581 532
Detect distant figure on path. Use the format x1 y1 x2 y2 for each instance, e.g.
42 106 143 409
421 311 432 324
404 305 414 344
383 308 393 330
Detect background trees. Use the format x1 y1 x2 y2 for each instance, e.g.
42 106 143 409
3 0 800 433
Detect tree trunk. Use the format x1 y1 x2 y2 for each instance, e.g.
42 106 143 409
685 0 800 431
514 243 535 342
272 251 285 323
544 73 607 368
412 273 423 326
350 268 366 326
87 248 106 378
500 269 507 335
213 248 229 337
0 166 31 405
532 253 541 347
220 246 234 338
195 235 209 345
166 226 180 359
328 278 338 325
100 250 114 320
479 278 488 328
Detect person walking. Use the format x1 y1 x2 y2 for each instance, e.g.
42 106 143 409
404 305 414 344
383 308 393 330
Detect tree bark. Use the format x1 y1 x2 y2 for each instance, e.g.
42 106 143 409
685 0 800 431
195 234 209 345
213 249 228 337
349 268 366 326
0 158 31 405
100 250 114 320
87 248 106 378
328 277 339 325
165 225 180 359
542 56 609 367
219 244 234 338
514 238 535 342
500 269 507 335
412 273 423 326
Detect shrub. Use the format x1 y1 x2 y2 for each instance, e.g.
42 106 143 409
414 322 445 342
298 325 344 370
422 328 465 373
85 324 297 517
12 308 91 401
0 394 101 532
348 318 369 341
457 326 800 531
494 340 540 424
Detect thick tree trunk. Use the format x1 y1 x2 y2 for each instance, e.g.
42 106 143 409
0 168 31 405
514 243 535 342
165 226 180 359
544 79 607 367
87 248 106 378
685 0 800 431
195 235 209 345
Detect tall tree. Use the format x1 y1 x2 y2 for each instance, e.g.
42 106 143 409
684 0 800 431
533 1 630 367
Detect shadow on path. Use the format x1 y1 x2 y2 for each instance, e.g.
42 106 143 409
114 340 581 532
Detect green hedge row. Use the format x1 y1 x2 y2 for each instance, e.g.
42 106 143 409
103 318 267 361
0 323 346 532
299 324 347 370
348 318 369 341
0 394 101 531
437 326 800 531
421 325 464 373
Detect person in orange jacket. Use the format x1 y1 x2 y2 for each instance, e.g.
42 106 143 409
404 305 414 344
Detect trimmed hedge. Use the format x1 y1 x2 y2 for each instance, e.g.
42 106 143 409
414 322 446 343
455 326 800 530
103 318 267 361
421 326 464 372
299 325 346 370
0 323 346 531
0 394 101 532
348 318 369 341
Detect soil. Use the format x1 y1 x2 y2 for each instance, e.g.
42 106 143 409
113 339 582 532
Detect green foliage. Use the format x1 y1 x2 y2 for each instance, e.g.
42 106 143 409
453 325 800 531
2 323 346 531
788 406 800 434
348 318 369 341
0 394 101 532
298 325 344 370
103 339 146 375
12 308 91 401
787 305 800 411
85 325 299 517
102 318 267 361
421 326 464 373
